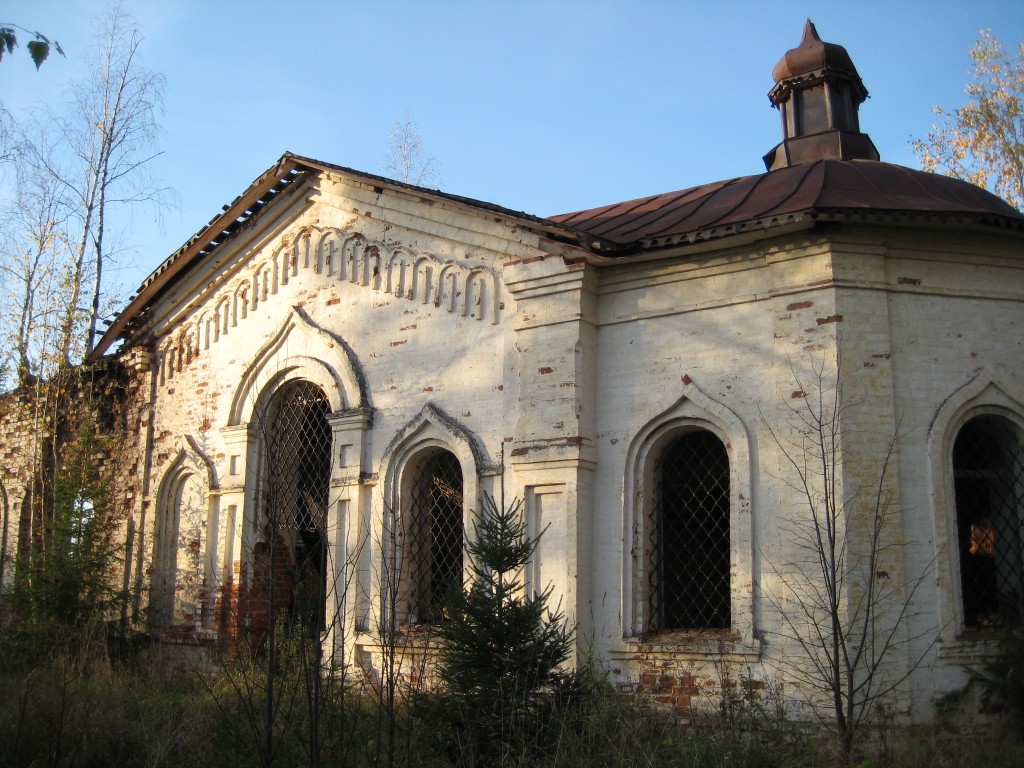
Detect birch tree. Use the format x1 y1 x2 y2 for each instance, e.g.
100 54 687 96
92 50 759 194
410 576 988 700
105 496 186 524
16 2 169 364
911 31 1024 211
382 111 441 188
0 148 70 386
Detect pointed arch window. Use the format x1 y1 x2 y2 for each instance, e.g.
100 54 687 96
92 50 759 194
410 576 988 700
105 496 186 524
649 428 731 632
953 414 1024 631
404 449 464 624
154 458 209 630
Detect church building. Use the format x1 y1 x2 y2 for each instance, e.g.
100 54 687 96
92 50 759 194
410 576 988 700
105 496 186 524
5 22 1024 723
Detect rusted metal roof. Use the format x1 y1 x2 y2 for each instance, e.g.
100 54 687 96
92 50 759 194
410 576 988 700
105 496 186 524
549 160 1024 251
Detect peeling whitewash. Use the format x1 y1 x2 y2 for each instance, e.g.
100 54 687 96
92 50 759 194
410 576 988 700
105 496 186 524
5 165 1023 729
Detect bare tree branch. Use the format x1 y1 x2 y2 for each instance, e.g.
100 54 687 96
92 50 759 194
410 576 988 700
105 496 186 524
761 355 942 764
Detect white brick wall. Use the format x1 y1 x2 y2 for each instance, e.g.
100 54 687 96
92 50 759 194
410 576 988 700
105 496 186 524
110 173 1024 724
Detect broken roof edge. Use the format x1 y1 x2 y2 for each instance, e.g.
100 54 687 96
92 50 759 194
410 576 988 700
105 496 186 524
89 154 303 362
88 152 608 363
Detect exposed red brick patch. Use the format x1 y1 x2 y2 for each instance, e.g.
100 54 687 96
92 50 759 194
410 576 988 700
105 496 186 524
816 314 843 325
791 390 807 399
422 386 433 392
538 367 554 374
681 374 692 385
326 298 340 306
522 255 544 265
787 301 813 310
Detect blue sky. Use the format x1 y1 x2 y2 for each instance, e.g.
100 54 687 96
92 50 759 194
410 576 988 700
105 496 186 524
2 1 1023 297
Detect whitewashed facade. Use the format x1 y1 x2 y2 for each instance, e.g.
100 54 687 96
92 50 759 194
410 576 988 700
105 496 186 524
4 24 1024 726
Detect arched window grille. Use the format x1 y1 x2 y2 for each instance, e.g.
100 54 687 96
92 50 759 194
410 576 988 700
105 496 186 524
650 429 730 632
953 415 1024 631
262 381 332 630
405 449 464 624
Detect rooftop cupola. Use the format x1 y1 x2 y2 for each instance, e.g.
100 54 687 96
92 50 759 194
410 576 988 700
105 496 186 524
762 20 880 170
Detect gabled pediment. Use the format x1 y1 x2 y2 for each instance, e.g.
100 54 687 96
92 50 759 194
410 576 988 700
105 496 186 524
92 152 584 362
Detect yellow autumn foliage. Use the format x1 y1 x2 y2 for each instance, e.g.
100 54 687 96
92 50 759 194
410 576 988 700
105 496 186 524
912 31 1024 211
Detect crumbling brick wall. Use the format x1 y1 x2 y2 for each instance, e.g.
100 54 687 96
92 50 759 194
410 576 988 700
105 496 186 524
0 355 150 628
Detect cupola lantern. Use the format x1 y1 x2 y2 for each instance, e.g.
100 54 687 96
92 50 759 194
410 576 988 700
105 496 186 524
763 20 880 170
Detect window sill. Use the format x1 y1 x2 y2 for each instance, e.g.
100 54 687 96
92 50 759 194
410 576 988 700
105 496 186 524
938 633 1002 663
354 627 445 650
611 630 763 660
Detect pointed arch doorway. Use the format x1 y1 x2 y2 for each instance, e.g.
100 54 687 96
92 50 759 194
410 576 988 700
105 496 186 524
257 380 333 632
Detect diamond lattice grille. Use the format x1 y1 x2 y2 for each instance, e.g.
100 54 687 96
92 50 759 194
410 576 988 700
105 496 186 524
264 381 332 627
954 415 1024 630
650 429 730 632
406 450 463 623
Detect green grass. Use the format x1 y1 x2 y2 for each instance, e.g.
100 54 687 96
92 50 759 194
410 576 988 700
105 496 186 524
0 641 1021 768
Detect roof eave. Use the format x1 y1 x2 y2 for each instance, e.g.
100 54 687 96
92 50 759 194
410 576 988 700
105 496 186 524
88 155 305 362
598 206 1024 261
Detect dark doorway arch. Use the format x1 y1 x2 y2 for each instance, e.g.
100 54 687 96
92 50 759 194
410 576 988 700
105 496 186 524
262 380 333 631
